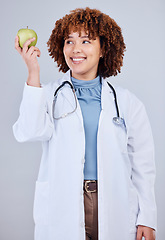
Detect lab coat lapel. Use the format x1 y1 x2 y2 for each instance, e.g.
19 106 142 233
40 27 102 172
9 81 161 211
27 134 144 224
100 79 128 154
99 79 115 125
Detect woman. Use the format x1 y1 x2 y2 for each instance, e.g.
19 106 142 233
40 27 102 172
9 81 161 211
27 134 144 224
13 7 157 240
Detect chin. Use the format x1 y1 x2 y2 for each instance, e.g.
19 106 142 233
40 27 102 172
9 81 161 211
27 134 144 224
70 68 87 76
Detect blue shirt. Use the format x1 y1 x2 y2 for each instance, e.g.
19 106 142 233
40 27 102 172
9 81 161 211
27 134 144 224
71 76 102 180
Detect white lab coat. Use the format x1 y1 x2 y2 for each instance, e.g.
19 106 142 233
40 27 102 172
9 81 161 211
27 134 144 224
13 70 157 240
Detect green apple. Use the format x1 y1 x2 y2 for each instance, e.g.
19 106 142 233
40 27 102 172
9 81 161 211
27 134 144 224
17 26 38 48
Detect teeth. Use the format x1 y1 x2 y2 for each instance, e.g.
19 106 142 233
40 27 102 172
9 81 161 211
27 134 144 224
72 58 85 61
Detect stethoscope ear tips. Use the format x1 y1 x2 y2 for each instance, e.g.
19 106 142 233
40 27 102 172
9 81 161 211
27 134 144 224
113 117 125 126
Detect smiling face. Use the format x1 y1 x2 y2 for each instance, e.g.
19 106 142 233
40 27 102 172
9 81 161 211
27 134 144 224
63 30 102 80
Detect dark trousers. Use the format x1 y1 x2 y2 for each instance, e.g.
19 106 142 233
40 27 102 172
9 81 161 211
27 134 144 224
83 186 98 240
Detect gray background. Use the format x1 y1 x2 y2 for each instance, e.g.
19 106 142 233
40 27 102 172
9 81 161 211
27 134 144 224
0 0 164 239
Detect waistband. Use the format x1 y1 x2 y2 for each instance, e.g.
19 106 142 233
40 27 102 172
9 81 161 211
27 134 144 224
83 180 97 193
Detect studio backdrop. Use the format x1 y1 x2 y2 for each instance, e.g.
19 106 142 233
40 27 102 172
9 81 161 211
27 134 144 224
0 0 164 239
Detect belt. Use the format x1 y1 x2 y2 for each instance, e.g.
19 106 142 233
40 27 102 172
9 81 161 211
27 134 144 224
84 180 97 193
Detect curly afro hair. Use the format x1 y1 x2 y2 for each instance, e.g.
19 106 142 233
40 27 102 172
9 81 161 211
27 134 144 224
47 7 126 79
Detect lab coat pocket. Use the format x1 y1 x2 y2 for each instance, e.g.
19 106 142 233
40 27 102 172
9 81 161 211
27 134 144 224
33 181 49 225
129 186 139 234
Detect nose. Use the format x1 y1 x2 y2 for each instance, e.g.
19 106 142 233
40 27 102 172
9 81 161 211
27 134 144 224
72 43 81 54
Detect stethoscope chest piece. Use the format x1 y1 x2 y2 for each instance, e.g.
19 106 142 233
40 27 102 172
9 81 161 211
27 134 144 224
113 117 125 126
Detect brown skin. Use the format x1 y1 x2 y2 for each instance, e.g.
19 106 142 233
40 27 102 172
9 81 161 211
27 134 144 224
136 225 156 240
63 31 102 80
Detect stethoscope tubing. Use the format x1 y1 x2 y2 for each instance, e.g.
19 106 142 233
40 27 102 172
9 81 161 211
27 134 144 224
54 81 74 97
53 81 77 120
106 81 120 118
53 78 124 126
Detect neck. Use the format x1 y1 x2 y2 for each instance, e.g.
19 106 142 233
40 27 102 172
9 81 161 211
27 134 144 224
71 71 98 81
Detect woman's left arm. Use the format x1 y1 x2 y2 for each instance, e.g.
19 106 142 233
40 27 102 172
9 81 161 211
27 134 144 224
126 93 157 235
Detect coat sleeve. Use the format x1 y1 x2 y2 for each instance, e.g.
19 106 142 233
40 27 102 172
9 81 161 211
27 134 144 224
126 93 157 231
12 82 54 142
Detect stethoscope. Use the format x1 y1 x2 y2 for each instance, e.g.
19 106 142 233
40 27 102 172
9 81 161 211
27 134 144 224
52 78 124 126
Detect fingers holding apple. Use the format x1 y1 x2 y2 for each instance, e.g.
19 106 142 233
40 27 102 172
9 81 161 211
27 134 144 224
30 50 41 60
17 26 37 49
23 45 41 73
22 38 40 55
15 27 41 87
15 36 40 70
15 27 41 73
15 26 38 55
15 36 37 55
26 45 41 58
22 37 36 54
15 35 22 54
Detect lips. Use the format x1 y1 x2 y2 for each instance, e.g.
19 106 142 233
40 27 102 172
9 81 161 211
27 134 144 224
70 57 86 64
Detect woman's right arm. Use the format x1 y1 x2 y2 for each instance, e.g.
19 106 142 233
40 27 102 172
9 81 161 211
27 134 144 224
13 36 54 142
15 35 41 87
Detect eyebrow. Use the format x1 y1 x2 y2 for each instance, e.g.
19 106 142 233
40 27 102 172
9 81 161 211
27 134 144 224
68 35 89 39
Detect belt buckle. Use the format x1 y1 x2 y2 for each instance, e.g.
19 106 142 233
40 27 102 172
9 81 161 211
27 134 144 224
84 180 97 193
